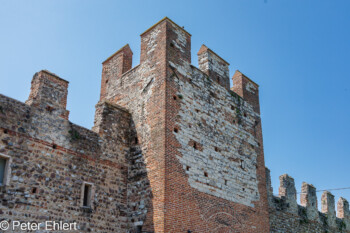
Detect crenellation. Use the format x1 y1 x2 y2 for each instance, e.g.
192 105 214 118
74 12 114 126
321 191 336 227
231 70 260 114
278 174 298 213
338 197 350 218
26 70 70 120
140 19 166 64
197 44 230 89
167 19 191 65
337 197 350 231
300 182 319 221
268 173 349 232
265 168 274 206
100 44 133 101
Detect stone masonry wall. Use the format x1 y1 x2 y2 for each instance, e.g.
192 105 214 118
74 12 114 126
173 66 260 207
266 168 350 233
0 70 132 232
100 19 169 232
163 19 270 231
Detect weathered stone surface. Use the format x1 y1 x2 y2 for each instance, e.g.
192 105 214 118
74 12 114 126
321 191 336 228
0 93 131 231
278 174 298 213
268 173 350 233
172 61 260 207
1 17 348 233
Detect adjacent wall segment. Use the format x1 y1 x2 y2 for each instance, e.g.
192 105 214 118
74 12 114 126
268 173 350 233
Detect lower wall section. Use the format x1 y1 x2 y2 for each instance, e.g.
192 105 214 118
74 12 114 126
0 130 128 232
269 207 349 233
269 208 323 233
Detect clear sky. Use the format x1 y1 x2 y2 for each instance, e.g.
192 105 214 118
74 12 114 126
1 0 349 208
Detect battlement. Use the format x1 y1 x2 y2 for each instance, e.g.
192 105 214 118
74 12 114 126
198 44 230 89
266 168 350 231
26 70 70 119
101 17 259 109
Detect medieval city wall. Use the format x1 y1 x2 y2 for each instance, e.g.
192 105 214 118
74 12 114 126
0 71 132 232
1 17 348 233
266 168 350 233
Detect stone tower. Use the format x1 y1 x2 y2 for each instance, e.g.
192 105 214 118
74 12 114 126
99 17 270 232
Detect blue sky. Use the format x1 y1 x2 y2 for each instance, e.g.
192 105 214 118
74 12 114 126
1 0 349 208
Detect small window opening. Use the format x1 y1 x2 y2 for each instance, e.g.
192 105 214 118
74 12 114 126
174 128 178 133
195 109 199 113
32 187 37 193
3 129 8 134
52 144 57 149
0 155 10 186
83 183 92 207
137 226 143 233
240 160 245 170
204 172 208 177
231 106 235 111
186 166 190 171
224 179 227 185
244 113 247 117
214 147 219 152
133 206 137 211
193 142 198 150
242 188 245 191
233 120 236 124
105 79 109 84
173 95 177 100
135 137 138 144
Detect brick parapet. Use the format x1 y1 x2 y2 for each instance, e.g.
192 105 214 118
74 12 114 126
197 44 230 89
